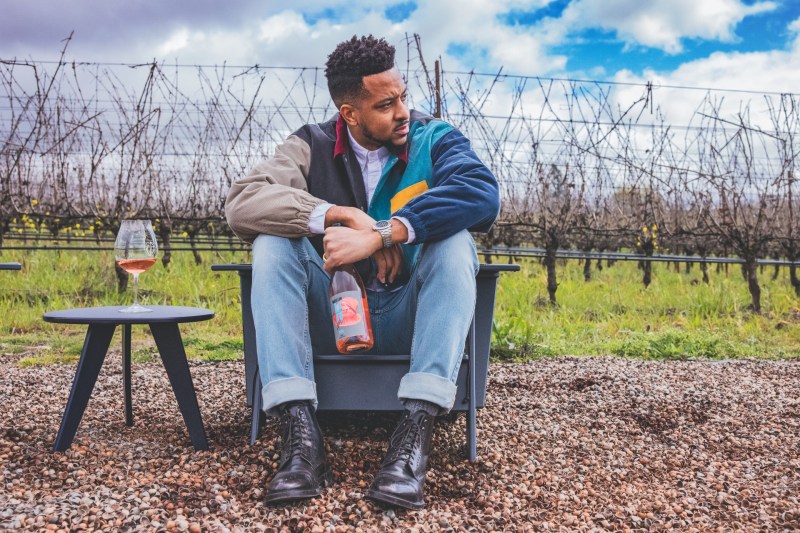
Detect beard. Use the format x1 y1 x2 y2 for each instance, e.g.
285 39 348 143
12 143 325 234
361 121 408 150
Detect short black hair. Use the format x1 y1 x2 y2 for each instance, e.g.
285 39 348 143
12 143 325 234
325 35 396 108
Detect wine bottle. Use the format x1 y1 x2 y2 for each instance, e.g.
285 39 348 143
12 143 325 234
329 262 374 354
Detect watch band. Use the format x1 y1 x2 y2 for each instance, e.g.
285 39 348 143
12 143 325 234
373 220 393 248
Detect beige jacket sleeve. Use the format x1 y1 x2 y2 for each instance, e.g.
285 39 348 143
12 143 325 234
224 134 326 243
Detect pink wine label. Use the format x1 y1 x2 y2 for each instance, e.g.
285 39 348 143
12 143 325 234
331 290 367 339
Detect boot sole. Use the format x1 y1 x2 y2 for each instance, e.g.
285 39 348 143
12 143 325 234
264 468 333 505
365 487 424 510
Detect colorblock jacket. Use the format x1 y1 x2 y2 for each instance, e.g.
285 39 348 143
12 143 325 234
225 110 500 280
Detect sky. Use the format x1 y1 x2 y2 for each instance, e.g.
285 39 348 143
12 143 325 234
1 0 799 97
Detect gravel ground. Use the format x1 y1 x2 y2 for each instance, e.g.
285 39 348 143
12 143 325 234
1 355 799 532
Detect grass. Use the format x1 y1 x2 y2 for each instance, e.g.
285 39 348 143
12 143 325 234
0 248 251 364
2 249 799 365
491 257 800 361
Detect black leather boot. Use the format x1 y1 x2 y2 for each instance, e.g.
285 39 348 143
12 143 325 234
366 410 436 510
264 401 332 504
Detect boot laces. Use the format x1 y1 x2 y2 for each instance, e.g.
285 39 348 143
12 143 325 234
387 417 423 464
280 408 311 462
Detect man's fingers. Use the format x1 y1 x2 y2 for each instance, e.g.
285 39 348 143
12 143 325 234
374 249 390 283
374 245 404 284
387 245 403 283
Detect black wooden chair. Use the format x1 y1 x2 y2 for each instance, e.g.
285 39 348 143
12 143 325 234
212 262 518 460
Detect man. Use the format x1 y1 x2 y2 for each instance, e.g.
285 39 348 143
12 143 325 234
225 35 499 510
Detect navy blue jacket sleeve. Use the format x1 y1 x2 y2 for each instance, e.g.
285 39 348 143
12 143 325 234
394 128 500 242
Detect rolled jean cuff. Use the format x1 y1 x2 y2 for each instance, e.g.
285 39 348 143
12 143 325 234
262 377 317 416
398 372 458 412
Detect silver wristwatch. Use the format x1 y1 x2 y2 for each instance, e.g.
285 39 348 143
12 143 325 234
372 220 393 248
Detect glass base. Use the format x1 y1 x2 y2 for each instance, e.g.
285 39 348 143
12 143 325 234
119 303 153 313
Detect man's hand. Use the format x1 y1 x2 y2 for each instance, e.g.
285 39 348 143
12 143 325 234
324 205 374 231
322 207 409 284
373 244 404 284
323 225 383 272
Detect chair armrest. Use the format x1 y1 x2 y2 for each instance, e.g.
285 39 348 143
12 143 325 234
212 263 519 274
211 264 252 272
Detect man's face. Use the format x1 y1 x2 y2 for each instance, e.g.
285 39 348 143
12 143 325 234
343 68 410 151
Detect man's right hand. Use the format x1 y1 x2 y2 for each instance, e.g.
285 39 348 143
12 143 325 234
324 205 375 231
322 206 406 284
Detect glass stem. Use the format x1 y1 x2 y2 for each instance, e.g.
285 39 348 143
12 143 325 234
132 273 140 306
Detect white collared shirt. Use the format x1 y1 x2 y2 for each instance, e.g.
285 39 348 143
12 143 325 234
347 127 390 205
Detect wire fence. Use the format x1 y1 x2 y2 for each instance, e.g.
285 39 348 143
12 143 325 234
3 34 800 308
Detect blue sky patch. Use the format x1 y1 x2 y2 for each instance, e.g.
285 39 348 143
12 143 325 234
302 7 339 25
551 1 799 77
498 0 570 26
446 42 490 66
384 2 417 23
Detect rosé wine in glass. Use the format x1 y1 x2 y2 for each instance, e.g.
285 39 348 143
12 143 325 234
114 219 158 313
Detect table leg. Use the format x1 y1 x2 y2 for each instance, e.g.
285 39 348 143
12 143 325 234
149 322 209 451
122 324 133 426
53 324 116 452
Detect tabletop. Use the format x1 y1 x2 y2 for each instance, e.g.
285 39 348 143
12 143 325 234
43 305 214 325
0 262 21 270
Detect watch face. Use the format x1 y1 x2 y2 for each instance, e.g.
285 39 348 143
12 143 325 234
374 220 392 248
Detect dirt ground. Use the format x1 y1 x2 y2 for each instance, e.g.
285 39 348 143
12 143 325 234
1 355 798 531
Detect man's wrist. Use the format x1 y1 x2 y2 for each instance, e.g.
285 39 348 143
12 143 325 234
324 205 344 228
390 218 409 244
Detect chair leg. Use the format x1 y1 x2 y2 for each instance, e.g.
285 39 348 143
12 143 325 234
250 369 263 445
150 323 209 451
467 317 477 461
53 324 116 452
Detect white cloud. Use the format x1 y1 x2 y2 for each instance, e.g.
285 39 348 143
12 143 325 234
599 14 800 170
258 12 310 45
557 0 778 53
158 29 192 57
398 0 565 74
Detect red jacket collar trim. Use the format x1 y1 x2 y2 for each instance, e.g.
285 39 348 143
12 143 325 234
334 115 348 158
334 114 409 164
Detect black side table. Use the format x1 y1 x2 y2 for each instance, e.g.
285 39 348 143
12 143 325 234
44 305 214 451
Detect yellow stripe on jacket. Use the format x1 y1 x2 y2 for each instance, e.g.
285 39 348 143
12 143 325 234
390 181 429 213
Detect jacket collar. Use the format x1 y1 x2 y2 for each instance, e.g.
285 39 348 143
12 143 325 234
334 114 408 165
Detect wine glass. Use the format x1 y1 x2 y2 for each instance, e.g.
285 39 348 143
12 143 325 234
114 219 158 313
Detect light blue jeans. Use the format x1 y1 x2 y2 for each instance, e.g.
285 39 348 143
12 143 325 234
250 229 479 415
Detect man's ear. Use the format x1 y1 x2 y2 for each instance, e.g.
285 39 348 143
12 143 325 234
339 103 358 127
